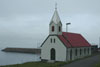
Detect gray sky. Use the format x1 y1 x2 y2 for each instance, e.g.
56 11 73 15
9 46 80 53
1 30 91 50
0 0 100 48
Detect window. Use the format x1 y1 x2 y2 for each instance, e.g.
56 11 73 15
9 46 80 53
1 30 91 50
51 38 52 43
80 49 82 55
75 49 77 56
70 49 72 60
59 26 61 32
52 26 54 32
88 48 89 54
54 38 55 43
84 48 86 54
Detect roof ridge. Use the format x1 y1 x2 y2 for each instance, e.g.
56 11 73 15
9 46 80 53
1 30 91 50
62 32 81 35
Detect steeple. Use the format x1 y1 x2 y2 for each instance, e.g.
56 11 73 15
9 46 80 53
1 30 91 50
50 3 61 25
49 4 62 35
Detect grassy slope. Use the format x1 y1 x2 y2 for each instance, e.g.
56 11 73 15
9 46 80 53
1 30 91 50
0 61 69 67
0 56 91 67
94 62 100 67
1 53 99 67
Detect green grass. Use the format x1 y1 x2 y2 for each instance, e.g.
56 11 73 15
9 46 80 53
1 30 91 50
1 53 99 67
0 61 70 67
94 62 100 67
0 56 92 67
94 53 100 67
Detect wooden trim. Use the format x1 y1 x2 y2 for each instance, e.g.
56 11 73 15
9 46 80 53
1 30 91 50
41 35 58 47
40 35 50 47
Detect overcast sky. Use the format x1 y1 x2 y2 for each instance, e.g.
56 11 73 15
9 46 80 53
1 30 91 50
0 0 100 48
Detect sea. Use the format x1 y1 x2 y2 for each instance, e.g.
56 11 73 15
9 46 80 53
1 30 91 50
0 46 40 66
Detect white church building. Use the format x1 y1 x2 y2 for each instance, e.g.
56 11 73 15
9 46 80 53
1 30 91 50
41 8 91 62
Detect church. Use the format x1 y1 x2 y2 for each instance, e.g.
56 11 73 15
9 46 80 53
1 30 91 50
41 8 91 62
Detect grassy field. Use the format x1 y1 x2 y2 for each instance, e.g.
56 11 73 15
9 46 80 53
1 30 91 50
1 53 99 67
0 56 91 67
94 62 100 67
0 61 70 67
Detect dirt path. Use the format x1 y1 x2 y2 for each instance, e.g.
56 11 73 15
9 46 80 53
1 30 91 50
62 54 100 67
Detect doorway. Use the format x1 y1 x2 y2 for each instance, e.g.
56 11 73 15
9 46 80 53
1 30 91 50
50 48 56 60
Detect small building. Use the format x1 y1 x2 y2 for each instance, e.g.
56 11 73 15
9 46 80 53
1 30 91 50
41 8 91 62
91 45 98 53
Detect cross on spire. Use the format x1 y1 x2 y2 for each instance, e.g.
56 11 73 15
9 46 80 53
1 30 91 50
50 2 61 24
55 2 57 10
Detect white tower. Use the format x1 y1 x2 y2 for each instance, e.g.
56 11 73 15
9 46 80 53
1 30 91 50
49 6 62 35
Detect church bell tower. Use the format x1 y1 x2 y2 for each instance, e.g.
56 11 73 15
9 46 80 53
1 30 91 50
49 5 62 35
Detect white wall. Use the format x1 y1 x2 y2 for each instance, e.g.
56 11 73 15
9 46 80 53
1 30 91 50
67 47 91 61
67 48 71 61
41 36 67 61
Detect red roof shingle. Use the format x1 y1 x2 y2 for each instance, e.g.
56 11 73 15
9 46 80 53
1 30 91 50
58 32 91 48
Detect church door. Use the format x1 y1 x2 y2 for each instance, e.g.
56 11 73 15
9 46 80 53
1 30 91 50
50 48 55 60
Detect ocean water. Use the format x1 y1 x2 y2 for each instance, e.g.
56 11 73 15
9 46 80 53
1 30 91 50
0 47 40 66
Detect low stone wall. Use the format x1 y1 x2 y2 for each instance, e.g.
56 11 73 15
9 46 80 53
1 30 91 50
2 47 41 54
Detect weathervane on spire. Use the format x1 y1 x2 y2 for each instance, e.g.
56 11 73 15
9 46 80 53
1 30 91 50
55 2 57 10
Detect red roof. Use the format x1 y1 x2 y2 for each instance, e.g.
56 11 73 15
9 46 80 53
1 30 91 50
58 32 91 48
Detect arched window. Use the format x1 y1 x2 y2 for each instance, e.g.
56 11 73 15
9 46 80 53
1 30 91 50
54 38 55 43
59 26 61 32
52 26 54 32
75 49 77 56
